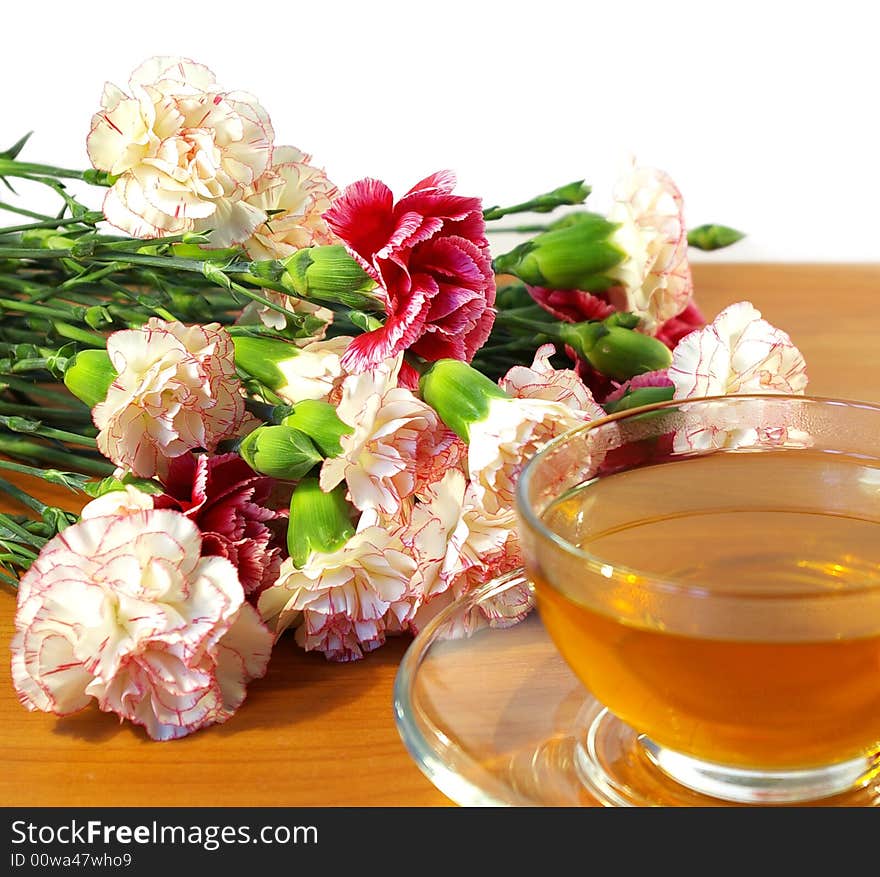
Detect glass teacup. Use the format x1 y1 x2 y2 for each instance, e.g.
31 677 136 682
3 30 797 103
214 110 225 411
516 395 880 804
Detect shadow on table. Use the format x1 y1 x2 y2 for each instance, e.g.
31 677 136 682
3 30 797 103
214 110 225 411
49 634 409 743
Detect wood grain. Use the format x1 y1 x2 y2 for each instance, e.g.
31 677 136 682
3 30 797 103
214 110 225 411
1 264 878 806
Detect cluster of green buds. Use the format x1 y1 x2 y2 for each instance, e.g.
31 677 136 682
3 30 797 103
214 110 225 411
238 400 352 480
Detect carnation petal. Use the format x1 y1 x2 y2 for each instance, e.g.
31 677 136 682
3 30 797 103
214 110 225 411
324 178 395 271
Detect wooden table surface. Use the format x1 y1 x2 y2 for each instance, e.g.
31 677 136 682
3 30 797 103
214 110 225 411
2 263 879 807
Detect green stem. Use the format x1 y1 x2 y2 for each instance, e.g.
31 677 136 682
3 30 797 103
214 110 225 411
0 247 74 260
0 511 46 548
483 181 590 221
0 419 97 447
488 223 553 233
0 159 90 181
0 201 51 221
0 212 102 236
0 460 92 493
0 401 92 422
53 321 106 348
0 434 113 475
495 311 564 338
0 564 22 587
1 375 88 405
0 295 79 320
0 475 46 514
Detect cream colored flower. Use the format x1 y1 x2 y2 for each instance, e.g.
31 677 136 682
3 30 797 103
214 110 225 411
257 522 416 662
404 470 517 601
87 56 273 246
607 163 693 333
243 146 339 260
274 335 351 405
669 301 808 399
467 397 587 513
80 485 155 520
11 510 271 740
93 319 248 478
320 356 461 514
500 343 605 419
669 302 809 452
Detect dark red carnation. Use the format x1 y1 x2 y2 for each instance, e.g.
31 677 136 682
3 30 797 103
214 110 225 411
153 453 287 600
324 171 496 371
527 286 616 323
654 300 706 348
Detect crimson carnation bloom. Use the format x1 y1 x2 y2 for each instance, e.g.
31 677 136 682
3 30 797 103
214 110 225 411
654 300 706 349
324 171 496 371
153 453 287 600
527 286 616 323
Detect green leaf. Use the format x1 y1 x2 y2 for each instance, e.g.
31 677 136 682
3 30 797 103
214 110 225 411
1 131 33 161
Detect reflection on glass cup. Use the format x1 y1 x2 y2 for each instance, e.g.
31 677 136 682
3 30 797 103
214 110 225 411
516 395 880 804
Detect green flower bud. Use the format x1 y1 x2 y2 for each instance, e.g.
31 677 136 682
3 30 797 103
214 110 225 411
282 400 352 457
687 224 746 251
82 474 163 499
559 321 672 382
280 245 378 309
85 306 113 330
20 228 76 250
603 385 675 415
492 218 625 290
63 349 116 408
239 425 323 480
287 478 355 567
547 210 608 230
419 359 507 442
81 169 116 187
483 180 591 221
232 336 299 391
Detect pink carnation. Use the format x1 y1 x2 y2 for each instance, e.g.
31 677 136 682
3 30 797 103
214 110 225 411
11 510 272 740
258 523 416 662
320 356 464 515
500 343 605 419
324 171 496 371
394 470 520 623
93 319 250 478
242 146 339 260
602 368 674 406
669 301 808 399
153 453 287 600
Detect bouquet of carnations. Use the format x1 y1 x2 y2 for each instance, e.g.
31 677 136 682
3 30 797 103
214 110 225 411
0 57 807 740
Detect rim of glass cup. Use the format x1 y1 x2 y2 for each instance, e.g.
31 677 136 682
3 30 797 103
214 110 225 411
515 393 880 600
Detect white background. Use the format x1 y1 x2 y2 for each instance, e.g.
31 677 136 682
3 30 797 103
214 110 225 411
4 0 878 261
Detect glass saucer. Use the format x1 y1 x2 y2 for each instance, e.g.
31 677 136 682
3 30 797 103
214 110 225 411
393 570 880 807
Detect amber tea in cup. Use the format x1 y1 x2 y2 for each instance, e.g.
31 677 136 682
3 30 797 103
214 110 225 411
516 396 880 804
